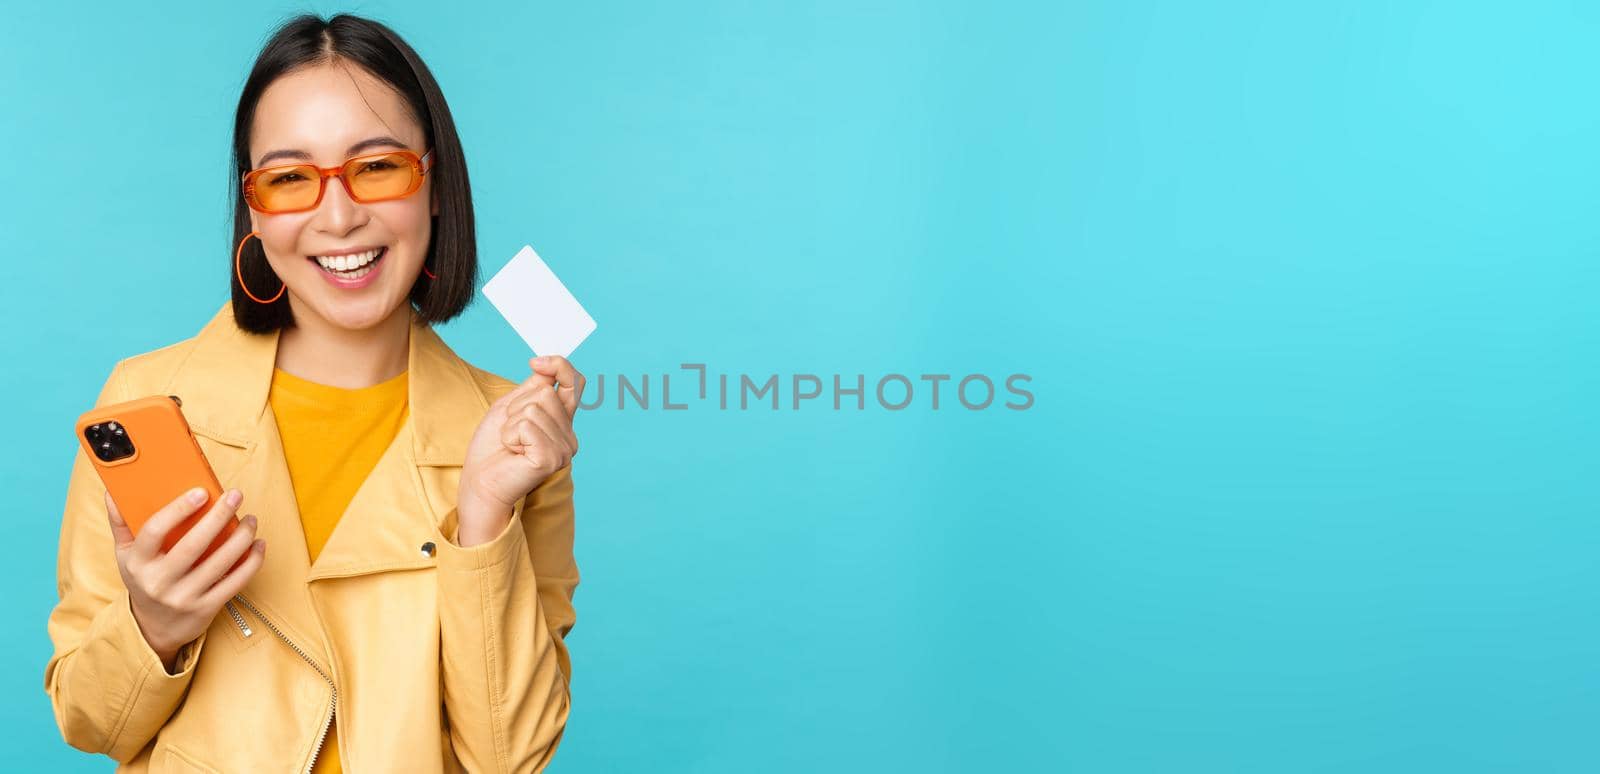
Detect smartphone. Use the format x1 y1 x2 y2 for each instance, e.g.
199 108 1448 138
75 394 242 568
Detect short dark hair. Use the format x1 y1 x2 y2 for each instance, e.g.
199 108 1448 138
230 13 477 333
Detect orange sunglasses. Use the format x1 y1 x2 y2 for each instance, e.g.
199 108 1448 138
242 148 434 214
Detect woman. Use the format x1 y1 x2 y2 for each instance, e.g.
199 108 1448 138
43 14 583 773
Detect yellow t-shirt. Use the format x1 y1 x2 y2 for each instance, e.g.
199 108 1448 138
269 365 410 774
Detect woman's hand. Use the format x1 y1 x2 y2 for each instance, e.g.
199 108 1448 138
457 355 585 547
105 487 266 672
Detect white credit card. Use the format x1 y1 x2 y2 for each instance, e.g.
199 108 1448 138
481 244 597 358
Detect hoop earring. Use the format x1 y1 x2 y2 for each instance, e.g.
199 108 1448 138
235 231 285 304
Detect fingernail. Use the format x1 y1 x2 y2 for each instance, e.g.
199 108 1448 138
253 539 266 552
535 356 550 365
226 490 242 508
244 514 257 527
188 488 207 504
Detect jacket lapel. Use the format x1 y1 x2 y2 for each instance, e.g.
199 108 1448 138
306 314 490 580
163 302 492 655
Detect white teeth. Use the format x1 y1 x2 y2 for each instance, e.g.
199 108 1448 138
342 263 376 279
313 248 382 273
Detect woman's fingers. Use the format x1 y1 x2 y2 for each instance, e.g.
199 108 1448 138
132 488 211 562
176 513 258 598
502 412 554 452
505 384 562 425
506 416 571 471
503 387 574 455
105 491 136 549
198 538 267 610
525 387 578 455
166 489 244 568
501 365 555 407
520 399 574 457
531 355 584 417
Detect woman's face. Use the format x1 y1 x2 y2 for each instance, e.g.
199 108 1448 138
247 61 435 332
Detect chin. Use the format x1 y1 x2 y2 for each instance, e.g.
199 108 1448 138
304 292 406 332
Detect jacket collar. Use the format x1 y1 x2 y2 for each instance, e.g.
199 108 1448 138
167 302 488 466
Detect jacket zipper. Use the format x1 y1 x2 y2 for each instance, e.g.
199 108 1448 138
227 594 337 774
223 600 252 637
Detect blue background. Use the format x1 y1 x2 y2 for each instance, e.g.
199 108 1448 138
3 1 1597 771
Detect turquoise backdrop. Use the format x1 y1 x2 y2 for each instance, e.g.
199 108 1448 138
3 1 1596 771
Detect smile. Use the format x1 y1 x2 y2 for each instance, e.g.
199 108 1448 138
308 246 386 279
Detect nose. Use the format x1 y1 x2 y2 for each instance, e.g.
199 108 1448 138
310 172 368 237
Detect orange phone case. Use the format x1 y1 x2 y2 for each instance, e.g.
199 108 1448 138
75 394 242 569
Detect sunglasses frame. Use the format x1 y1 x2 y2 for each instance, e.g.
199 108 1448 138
242 148 434 214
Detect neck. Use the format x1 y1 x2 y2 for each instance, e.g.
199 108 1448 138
275 301 412 389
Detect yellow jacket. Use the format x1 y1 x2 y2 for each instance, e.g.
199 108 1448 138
44 301 579 773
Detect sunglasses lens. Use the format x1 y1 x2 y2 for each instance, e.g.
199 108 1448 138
347 153 421 202
252 165 320 212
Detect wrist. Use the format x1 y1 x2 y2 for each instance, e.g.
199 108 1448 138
128 599 181 669
159 646 182 675
456 489 513 547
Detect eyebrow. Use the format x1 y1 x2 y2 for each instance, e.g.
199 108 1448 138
255 136 411 168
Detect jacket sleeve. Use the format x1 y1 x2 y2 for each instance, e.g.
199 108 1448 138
43 362 210 762
434 463 580 774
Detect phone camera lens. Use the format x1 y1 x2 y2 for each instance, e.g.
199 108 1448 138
85 421 135 462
